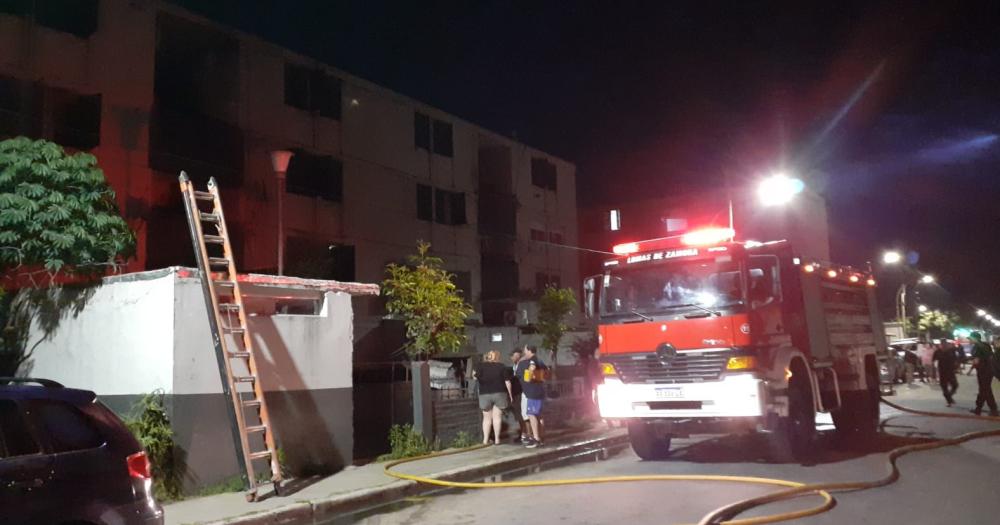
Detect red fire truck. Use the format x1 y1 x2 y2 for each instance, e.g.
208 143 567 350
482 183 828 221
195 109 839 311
584 227 885 460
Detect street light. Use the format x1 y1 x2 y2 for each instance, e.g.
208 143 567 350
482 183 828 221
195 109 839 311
920 274 935 284
918 304 928 313
882 251 903 265
977 309 987 317
757 173 805 207
270 150 294 276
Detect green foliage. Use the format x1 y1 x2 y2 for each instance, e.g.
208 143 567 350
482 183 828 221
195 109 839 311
377 424 435 461
448 430 477 449
124 391 182 501
196 476 246 497
0 137 135 278
917 310 959 338
537 286 578 367
382 241 472 360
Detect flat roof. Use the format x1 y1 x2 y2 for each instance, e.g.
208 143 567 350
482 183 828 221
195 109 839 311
103 267 380 296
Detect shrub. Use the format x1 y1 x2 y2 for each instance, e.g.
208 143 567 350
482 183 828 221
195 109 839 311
449 430 477 449
124 391 181 500
377 424 435 461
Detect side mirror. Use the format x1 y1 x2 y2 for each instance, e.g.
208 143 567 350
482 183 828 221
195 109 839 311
583 276 599 319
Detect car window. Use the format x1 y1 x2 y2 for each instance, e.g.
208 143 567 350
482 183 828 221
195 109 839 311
28 400 105 453
0 400 40 458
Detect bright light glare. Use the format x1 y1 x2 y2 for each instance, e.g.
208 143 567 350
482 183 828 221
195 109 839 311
695 292 718 307
987 315 994 321
757 174 805 206
920 275 935 284
977 309 987 317
882 251 903 265
612 242 639 255
918 304 928 313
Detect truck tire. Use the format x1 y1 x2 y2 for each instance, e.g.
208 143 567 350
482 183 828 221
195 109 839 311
770 365 815 462
832 362 880 440
627 421 671 460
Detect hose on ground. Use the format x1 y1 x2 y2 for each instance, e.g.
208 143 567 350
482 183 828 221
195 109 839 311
383 398 1000 525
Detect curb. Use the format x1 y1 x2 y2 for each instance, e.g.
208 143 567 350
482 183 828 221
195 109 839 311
201 431 630 525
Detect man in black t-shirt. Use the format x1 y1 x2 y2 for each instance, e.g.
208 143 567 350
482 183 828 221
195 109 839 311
933 341 960 406
515 346 548 448
508 349 527 443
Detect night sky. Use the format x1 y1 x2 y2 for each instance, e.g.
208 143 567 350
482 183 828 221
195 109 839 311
173 1 1000 316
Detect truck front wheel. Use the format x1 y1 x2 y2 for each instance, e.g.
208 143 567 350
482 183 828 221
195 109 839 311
627 421 672 460
770 365 815 462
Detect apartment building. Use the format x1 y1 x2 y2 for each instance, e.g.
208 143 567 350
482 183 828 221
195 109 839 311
0 0 579 363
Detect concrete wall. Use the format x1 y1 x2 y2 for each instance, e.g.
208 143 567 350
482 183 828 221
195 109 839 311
24 268 358 491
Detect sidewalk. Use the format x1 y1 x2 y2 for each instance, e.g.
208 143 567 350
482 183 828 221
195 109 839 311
164 425 628 525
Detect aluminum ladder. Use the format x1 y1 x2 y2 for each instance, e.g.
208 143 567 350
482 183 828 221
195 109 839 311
178 172 282 501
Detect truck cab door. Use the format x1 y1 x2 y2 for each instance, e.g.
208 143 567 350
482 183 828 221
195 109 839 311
748 255 784 336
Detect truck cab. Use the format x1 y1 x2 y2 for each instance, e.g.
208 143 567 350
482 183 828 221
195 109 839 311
586 228 885 460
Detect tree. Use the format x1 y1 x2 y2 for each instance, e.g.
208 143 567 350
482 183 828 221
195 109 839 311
536 285 577 368
917 309 959 339
382 241 472 360
0 137 135 375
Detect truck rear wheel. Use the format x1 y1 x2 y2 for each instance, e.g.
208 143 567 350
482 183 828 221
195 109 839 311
628 421 672 460
833 361 880 440
770 364 815 462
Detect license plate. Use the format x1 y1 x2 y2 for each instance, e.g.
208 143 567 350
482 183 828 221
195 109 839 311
655 388 682 399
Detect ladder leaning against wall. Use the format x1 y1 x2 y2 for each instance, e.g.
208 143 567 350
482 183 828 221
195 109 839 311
178 172 282 502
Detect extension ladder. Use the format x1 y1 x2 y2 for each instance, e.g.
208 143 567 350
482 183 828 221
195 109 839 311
179 172 282 502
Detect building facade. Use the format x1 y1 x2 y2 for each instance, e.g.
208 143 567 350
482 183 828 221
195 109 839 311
0 0 579 363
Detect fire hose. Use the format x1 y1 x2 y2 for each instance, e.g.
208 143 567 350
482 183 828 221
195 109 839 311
383 398 1000 525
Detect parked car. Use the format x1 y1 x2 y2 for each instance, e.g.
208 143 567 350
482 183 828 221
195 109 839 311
0 378 164 525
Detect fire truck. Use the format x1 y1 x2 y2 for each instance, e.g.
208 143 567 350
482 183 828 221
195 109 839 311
584 227 886 460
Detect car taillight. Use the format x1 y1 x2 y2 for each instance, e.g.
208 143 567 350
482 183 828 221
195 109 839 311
127 451 152 480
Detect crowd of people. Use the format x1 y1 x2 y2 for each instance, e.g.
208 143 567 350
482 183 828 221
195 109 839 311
471 345 550 448
906 332 1000 416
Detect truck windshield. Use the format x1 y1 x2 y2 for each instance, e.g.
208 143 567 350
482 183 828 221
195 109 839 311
601 258 743 318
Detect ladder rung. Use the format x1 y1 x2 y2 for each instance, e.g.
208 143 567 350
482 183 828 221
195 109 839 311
228 351 251 358
204 235 225 245
213 280 235 288
222 326 246 334
234 376 256 383
208 257 230 267
242 399 262 409
199 212 219 223
246 425 267 434
249 450 273 461
193 190 215 201
219 303 241 311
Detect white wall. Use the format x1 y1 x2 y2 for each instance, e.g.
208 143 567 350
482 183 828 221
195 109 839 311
26 271 175 395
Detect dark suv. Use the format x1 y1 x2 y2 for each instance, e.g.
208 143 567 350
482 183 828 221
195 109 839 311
0 378 164 525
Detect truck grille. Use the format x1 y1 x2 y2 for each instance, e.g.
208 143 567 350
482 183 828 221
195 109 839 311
604 351 730 384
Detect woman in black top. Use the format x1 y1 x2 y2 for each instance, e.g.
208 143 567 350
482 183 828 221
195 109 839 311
473 350 513 445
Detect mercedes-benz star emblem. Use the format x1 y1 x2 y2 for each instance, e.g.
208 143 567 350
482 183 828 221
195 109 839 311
656 343 677 364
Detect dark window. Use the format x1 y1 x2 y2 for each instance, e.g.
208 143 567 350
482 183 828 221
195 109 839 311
530 229 547 242
154 13 239 119
0 400 39 458
285 238 355 282
283 63 311 111
417 183 432 221
450 270 472 304
549 232 563 244
481 257 518 300
286 150 343 201
432 119 453 157
283 63 341 120
0 75 41 140
536 272 561 292
531 158 558 191
51 89 101 150
433 189 466 226
414 112 430 150
30 401 104 453
1 0 98 38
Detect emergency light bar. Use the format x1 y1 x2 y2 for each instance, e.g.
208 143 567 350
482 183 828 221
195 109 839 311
612 242 640 255
681 227 735 246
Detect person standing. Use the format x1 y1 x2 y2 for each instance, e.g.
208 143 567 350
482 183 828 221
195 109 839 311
472 350 513 445
516 345 548 448
918 341 936 383
508 349 528 443
933 340 960 406
967 332 998 416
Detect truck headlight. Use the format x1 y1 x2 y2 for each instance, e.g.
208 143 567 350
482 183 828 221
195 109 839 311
726 356 757 370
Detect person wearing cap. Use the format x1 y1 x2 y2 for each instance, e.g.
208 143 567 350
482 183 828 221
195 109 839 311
967 332 998 416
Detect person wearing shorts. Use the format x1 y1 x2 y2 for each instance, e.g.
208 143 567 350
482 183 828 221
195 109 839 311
515 346 548 448
473 350 513 445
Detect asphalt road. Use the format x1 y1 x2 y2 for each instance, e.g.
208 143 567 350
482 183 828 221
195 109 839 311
333 380 1000 525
